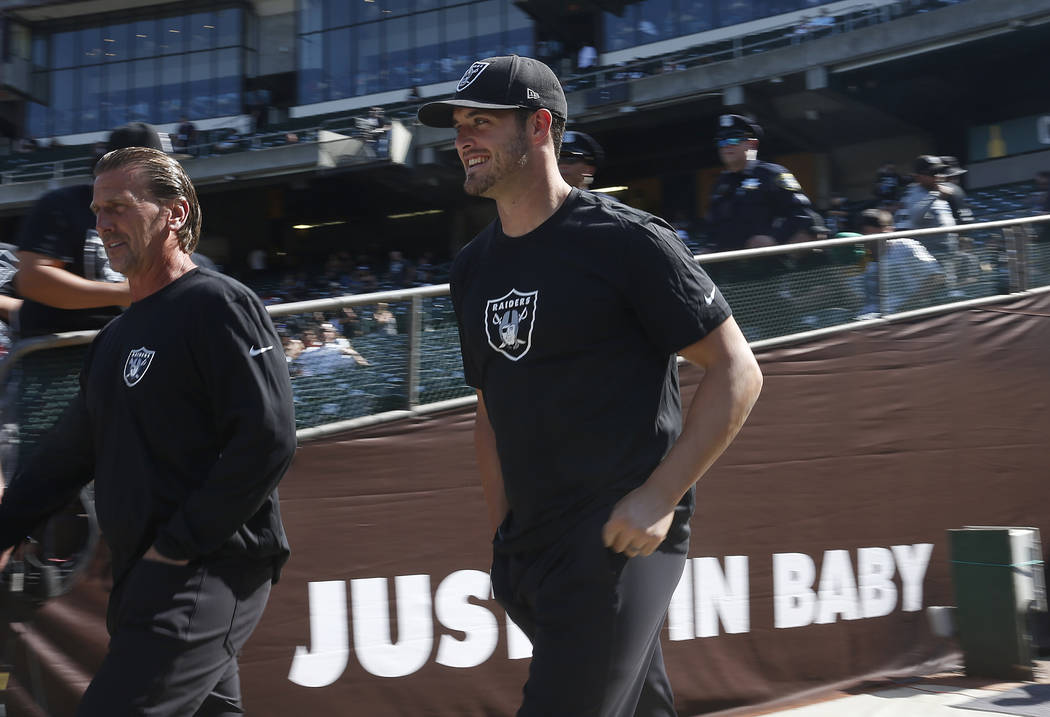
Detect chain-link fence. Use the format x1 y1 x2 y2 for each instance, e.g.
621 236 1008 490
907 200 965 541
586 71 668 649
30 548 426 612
1 214 1047 453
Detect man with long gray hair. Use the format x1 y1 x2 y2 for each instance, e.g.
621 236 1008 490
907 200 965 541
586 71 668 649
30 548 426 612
0 147 296 716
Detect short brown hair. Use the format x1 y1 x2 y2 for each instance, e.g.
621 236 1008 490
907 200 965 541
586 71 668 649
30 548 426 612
94 147 201 253
516 109 566 158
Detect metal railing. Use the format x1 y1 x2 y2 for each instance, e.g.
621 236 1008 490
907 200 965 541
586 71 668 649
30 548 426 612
1 213 1047 453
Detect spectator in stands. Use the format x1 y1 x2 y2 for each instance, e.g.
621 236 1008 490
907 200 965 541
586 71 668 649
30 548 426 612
386 250 408 286
558 131 604 190
0 243 21 354
705 114 822 251
372 302 397 336
822 193 851 236
873 162 906 203
296 323 369 375
577 44 598 70
13 122 171 337
857 208 944 317
900 155 959 283
1028 171 1050 216
174 116 198 156
939 155 974 224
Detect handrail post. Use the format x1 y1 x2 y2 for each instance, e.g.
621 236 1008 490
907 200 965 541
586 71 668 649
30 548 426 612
407 295 422 408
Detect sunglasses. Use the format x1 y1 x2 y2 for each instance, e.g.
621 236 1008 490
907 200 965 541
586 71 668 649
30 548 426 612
717 137 749 148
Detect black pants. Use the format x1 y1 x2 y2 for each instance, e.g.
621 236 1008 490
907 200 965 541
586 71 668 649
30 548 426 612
492 509 688 717
77 557 272 717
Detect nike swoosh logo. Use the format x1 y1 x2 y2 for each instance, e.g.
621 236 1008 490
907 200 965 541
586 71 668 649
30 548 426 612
704 288 717 305
249 345 274 357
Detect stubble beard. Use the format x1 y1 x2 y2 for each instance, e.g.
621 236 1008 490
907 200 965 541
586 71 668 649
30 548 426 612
463 132 530 198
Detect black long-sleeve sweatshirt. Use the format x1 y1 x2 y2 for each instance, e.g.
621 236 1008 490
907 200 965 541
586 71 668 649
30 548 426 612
0 268 296 587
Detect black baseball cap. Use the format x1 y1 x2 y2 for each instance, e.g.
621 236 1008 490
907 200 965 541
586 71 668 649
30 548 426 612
417 55 567 128
560 131 604 164
939 155 967 177
107 121 166 152
716 114 763 140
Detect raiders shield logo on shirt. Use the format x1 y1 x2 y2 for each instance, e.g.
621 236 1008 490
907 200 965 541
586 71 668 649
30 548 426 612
124 347 156 387
485 289 538 361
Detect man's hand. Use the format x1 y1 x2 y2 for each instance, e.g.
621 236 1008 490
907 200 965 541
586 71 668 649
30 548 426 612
0 546 13 573
142 545 189 566
602 484 675 558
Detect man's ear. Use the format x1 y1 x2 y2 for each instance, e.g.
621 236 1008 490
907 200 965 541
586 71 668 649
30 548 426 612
531 109 553 148
168 197 190 231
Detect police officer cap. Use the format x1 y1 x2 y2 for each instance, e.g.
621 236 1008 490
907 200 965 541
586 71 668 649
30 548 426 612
560 131 604 164
913 155 948 176
716 114 763 140
938 155 967 177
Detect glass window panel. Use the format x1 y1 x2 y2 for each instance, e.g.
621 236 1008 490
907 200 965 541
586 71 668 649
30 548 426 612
159 14 185 55
27 101 47 139
52 69 74 135
681 0 715 34
301 0 323 34
216 48 240 117
384 16 413 92
718 0 754 26
355 24 380 95
159 53 185 123
130 58 156 122
32 36 46 68
380 0 415 18
359 0 382 23
217 8 242 47
298 33 323 104
329 0 353 27
442 5 471 81
190 11 217 52
104 61 129 129
604 6 637 51
80 26 103 65
639 0 674 41
52 30 75 68
415 10 440 85
327 27 352 99
77 66 102 133
186 51 212 120
132 19 157 59
102 23 128 63
504 4 533 56
474 0 501 59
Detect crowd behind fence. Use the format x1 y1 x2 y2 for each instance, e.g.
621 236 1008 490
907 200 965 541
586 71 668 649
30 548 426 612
0 214 1047 469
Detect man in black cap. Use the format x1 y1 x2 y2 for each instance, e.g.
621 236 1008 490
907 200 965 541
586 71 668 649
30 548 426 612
705 113 821 252
419 56 763 716
15 122 169 337
938 155 974 225
558 130 605 189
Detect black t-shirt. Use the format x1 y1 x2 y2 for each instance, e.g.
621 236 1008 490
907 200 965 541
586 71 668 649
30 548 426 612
16 184 125 337
0 268 296 586
707 160 817 251
450 189 731 552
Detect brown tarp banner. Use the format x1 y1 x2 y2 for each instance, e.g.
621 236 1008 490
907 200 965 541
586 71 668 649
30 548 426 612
9 292 1050 716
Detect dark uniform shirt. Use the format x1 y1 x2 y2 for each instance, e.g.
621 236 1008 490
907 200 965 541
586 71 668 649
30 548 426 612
16 184 125 337
706 160 818 252
0 268 296 587
450 189 731 553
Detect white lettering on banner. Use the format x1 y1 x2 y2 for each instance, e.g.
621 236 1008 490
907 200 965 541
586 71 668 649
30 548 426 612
695 556 750 638
893 543 934 612
351 575 434 678
858 547 897 619
773 552 817 629
287 543 934 684
435 570 499 668
815 550 861 624
773 544 933 628
288 580 349 687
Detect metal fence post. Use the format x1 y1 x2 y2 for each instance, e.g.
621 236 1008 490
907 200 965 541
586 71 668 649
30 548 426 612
407 295 422 408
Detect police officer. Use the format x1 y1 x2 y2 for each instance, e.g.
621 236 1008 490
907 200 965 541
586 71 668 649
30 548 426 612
705 114 820 252
558 130 604 190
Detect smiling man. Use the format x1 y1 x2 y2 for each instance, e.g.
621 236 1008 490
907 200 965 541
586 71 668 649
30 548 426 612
419 56 763 717
0 147 296 716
